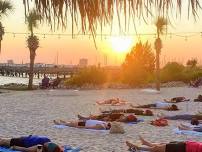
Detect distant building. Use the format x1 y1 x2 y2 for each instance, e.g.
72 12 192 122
79 58 88 67
7 60 14 64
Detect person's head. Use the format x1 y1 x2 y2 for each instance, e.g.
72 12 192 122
171 104 178 110
44 142 63 152
144 110 153 116
109 122 125 134
126 114 137 122
191 118 199 125
106 122 111 130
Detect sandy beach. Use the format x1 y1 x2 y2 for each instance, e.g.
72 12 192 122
0 87 202 152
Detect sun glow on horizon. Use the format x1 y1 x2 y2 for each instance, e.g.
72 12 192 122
110 37 134 53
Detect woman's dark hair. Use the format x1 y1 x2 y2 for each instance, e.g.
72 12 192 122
191 118 199 125
107 123 111 130
171 104 178 110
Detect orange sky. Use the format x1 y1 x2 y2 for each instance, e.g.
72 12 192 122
1 1 202 66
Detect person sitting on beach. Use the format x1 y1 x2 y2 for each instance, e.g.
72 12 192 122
126 135 202 152
164 97 190 103
50 76 61 89
178 123 202 132
130 102 179 111
100 108 153 116
53 119 111 130
190 77 202 88
78 114 138 123
96 98 127 106
41 75 50 89
0 135 62 152
158 113 202 120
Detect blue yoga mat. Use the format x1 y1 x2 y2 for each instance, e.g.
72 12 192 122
63 145 81 152
174 128 202 136
53 125 109 133
0 146 81 152
127 118 144 125
0 147 21 152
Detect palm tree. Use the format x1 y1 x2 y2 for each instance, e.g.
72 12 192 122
0 0 13 54
26 10 41 90
23 0 200 36
154 17 168 91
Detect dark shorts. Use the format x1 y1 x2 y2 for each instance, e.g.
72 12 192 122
78 121 86 126
10 137 25 147
166 142 186 152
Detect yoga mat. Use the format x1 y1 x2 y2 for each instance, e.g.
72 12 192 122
53 125 109 133
127 118 144 125
0 147 21 152
141 89 160 94
0 146 81 152
174 128 202 136
64 145 81 152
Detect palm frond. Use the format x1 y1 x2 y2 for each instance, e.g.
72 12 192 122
155 17 168 35
24 0 201 36
0 0 13 18
26 9 41 33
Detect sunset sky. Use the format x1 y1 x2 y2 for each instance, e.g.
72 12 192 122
1 1 202 66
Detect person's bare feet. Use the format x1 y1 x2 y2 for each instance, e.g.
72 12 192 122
126 141 138 150
53 120 60 125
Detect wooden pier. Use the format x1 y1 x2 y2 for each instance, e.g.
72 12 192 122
0 64 80 79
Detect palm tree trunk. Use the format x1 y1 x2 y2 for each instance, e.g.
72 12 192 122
28 49 35 90
0 40 1 54
156 50 160 91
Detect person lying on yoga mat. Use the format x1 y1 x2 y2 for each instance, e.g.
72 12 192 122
126 135 202 152
96 98 127 106
158 113 202 120
178 123 202 132
164 97 190 103
130 102 179 111
0 135 62 152
53 119 111 130
100 108 153 116
78 114 138 123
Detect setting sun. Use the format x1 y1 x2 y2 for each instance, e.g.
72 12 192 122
110 37 134 53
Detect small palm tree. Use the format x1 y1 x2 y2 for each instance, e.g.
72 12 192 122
154 17 167 91
0 0 13 54
26 10 41 90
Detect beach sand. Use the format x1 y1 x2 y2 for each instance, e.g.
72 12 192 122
0 87 202 151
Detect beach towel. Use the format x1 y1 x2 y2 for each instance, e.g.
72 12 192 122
0 147 21 152
53 125 109 133
174 128 202 136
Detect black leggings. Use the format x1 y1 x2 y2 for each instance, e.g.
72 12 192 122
166 142 186 152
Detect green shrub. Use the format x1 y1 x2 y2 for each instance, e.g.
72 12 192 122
65 66 107 87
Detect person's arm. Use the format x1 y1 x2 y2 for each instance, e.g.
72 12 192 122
11 145 38 152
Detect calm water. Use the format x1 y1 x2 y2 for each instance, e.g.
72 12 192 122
0 76 42 85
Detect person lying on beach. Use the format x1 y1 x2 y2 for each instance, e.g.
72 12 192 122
54 119 111 130
178 123 202 132
164 97 190 103
130 102 179 111
194 94 202 102
100 108 153 116
0 135 62 152
158 113 202 120
96 98 127 106
78 114 138 123
126 135 202 152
